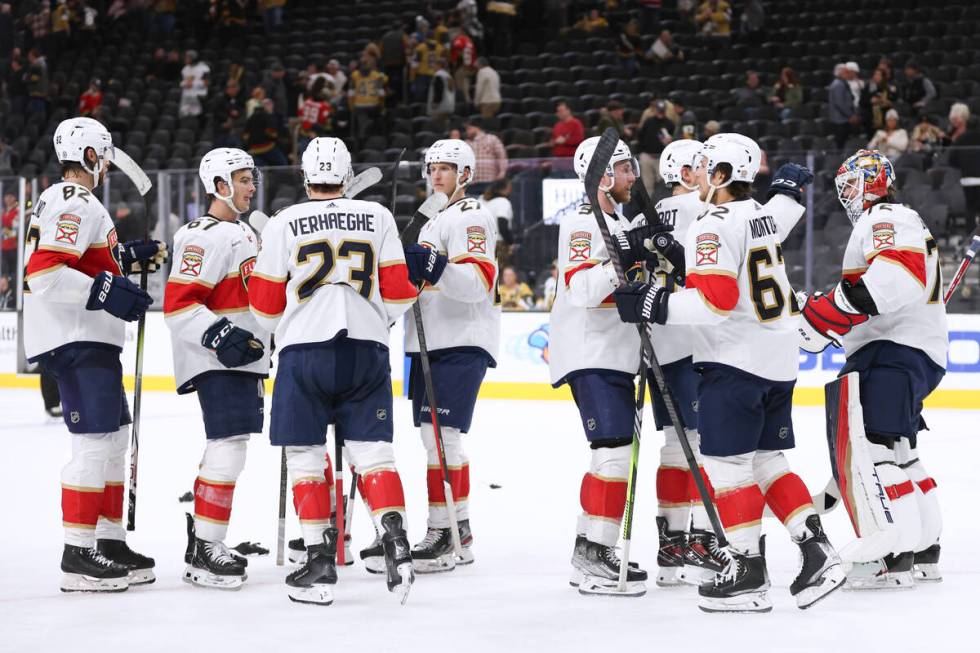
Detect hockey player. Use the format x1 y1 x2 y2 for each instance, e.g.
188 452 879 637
650 137 816 587
164 148 269 590
549 136 667 597
799 149 946 588
613 135 844 612
401 139 500 573
24 117 165 592
248 137 417 605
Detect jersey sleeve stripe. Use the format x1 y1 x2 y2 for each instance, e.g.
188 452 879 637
869 248 926 288
37 244 82 257
248 276 288 318
164 279 212 315
206 277 250 312
378 262 419 303
685 270 739 313
453 255 496 291
563 260 599 287
26 249 76 278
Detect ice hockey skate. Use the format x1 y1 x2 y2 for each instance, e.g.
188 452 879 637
455 519 475 565
679 527 728 586
380 512 414 604
97 539 155 586
286 528 338 606
845 552 915 590
568 535 644 588
288 533 353 567
913 544 942 582
655 516 688 587
360 533 386 575
575 540 647 597
698 546 771 613
790 515 845 609
60 544 129 593
411 527 457 573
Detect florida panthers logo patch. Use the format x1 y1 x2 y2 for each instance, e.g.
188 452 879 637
696 233 720 266
180 245 205 277
467 226 487 253
569 231 592 262
872 222 895 250
54 214 81 245
239 256 256 289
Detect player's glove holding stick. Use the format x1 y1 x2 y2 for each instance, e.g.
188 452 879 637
202 317 265 368
403 244 448 287
118 239 169 275
86 271 153 321
613 280 670 325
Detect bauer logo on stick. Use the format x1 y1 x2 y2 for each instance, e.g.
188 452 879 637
180 245 206 277
696 233 720 265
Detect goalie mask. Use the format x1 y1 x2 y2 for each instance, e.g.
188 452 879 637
835 149 895 224
53 117 115 182
199 148 259 215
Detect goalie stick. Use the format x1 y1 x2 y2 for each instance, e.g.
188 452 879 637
585 130 729 591
944 227 980 304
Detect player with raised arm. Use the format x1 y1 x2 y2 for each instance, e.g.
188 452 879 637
24 117 165 592
400 139 500 573
549 136 671 597
613 135 844 612
164 148 269 590
248 137 418 605
799 150 947 588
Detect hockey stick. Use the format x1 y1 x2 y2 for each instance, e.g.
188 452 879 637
943 227 980 304
334 436 346 566
629 180 685 288
114 148 153 533
390 148 406 215
276 446 287 566
399 189 464 559
586 129 729 553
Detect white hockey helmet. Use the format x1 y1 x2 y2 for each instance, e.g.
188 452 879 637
423 139 476 188
53 117 114 178
302 137 353 189
199 147 257 214
659 139 703 188
697 132 761 186
573 136 637 182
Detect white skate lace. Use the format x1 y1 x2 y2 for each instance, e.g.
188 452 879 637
601 546 623 567
88 549 117 568
204 541 237 565
713 548 740 586
417 528 446 549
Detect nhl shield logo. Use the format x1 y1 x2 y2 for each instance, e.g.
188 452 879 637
70 411 80 424
376 408 388 421
587 417 597 431
778 426 789 439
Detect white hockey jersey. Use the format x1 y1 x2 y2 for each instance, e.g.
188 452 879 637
666 198 800 382
650 192 806 366
164 215 271 393
24 181 125 359
248 197 417 352
549 203 645 386
404 196 501 362
840 202 948 368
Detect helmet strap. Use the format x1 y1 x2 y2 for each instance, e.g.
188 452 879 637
215 176 241 214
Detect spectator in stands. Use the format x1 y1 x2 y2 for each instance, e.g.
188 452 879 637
464 116 508 189
381 21 409 105
323 60 347 105
867 109 909 160
23 2 50 56
551 101 585 158
428 58 456 130
829 63 859 150
900 61 937 116
152 1 177 37
703 119 720 139
259 0 286 34
450 27 477 107
595 100 633 140
647 29 684 64
537 261 558 311
78 78 102 117
637 99 674 192
49 1 70 59
474 57 501 119
947 104 980 235
671 97 698 140
569 8 608 34
262 61 289 116
481 178 515 268
213 80 246 148
412 30 444 104
148 48 174 81
5 54 26 117
844 62 863 118
1 190 18 278
910 114 944 155
0 4 13 60
696 0 731 37
348 55 387 144
861 66 897 135
768 67 802 120
0 275 11 311
616 19 643 76
499 266 533 311
213 0 249 41
244 99 289 167
740 0 764 41
25 48 48 123
179 50 210 123
732 70 766 110
245 85 266 118
0 139 15 177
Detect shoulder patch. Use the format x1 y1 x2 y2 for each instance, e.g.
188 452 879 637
180 244 206 277
54 213 81 245
569 230 592 262
871 222 895 249
466 225 487 253
695 232 720 266
239 256 256 289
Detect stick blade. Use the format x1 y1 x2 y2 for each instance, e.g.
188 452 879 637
113 148 153 196
346 166 383 198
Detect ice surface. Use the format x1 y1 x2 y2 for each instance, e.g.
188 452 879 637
0 388 975 653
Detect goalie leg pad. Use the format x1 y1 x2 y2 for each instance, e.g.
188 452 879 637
896 441 942 553
868 438 922 555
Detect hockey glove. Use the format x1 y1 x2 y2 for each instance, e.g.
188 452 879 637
86 271 153 321
798 281 871 352
202 317 265 368
648 230 685 283
118 239 168 275
613 224 669 268
404 244 448 286
613 282 670 324
767 163 814 204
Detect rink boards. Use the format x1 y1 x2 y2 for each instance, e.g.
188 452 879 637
0 311 977 408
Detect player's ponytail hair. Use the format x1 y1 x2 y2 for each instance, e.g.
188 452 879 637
714 162 754 200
